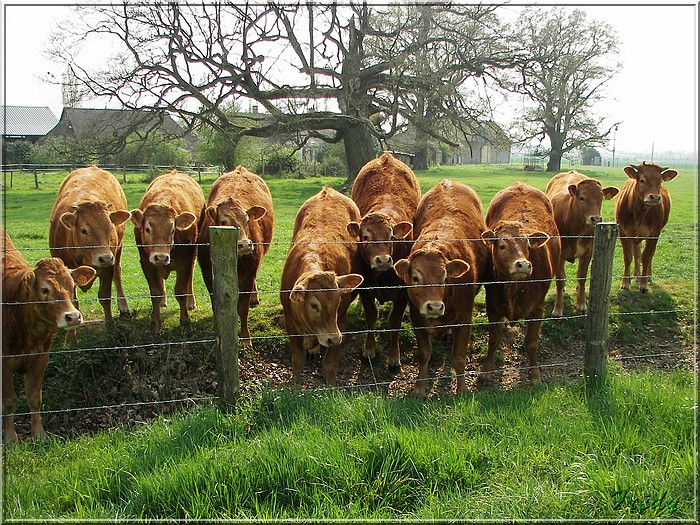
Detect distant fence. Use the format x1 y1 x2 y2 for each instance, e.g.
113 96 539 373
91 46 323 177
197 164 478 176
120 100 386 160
3 219 695 439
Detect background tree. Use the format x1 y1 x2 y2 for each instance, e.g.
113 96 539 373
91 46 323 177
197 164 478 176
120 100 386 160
50 3 514 184
507 7 620 172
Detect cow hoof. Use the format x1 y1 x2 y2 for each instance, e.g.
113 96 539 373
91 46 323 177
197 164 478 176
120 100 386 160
408 388 428 399
639 287 648 294
119 311 133 320
551 308 563 317
240 338 253 349
476 372 495 386
362 349 376 360
387 363 401 374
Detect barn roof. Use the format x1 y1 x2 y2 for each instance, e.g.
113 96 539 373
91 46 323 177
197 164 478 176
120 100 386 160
2 105 59 137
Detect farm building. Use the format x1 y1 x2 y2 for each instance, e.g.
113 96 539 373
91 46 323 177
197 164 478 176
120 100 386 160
1 105 59 164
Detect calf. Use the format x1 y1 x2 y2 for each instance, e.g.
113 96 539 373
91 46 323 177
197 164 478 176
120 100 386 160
480 183 561 385
545 170 618 316
347 152 419 371
131 170 205 334
394 180 488 397
49 166 131 325
280 187 364 386
2 230 95 441
198 165 274 347
615 161 678 293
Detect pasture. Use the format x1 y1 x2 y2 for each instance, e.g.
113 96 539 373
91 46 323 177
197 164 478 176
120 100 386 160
1 162 696 520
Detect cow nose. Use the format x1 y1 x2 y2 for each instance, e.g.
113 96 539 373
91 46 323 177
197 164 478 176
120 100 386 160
372 255 393 270
237 239 254 254
320 332 343 347
646 194 662 205
512 260 532 277
151 253 170 266
424 301 445 317
64 310 83 327
97 253 115 266
589 215 603 224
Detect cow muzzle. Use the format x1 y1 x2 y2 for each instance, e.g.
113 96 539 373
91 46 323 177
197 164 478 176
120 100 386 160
150 252 171 266
93 252 115 267
644 194 662 206
318 332 343 347
237 239 254 255
371 254 393 271
421 300 445 318
59 309 83 330
510 259 532 279
587 215 603 225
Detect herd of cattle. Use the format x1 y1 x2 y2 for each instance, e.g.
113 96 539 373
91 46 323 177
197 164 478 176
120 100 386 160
2 153 678 440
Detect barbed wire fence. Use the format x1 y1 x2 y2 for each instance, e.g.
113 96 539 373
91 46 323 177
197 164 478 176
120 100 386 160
2 227 696 436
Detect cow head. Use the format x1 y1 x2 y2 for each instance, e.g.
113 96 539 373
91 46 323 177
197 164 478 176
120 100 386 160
29 258 96 330
394 247 470 319
205 197 266 256
59 201 130 268
131 203 196 266
624 162 677 207
567 179 619 226
481 222 549 280
347 212 413 272
289 271 363 347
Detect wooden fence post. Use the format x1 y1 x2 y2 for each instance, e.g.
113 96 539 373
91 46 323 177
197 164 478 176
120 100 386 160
34 169 38 189
584 222 619 388
209 226 240 410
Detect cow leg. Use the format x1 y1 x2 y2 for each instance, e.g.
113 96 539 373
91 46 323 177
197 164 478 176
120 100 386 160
575 250 592 314
409 307 432 398
639 237 659 294
97 268 115 324
113 247 131 318
250 279 260 308
479 318 505 385
290 336 306 385
2 366 19 442
174 268 194 333
25 351 50 440
322 345 341 387
619 236 634 290
143 264 165 334
631 239 642 285
238 272 255 349
552 259 566 316
386 292 408 373
524 313 543 385
450 323 470 394
359 290 378 360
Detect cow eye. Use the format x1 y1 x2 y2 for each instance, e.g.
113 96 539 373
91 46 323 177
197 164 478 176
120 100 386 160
362 234 370 242
81 228 88 235
639 177 645 184
579 196 585 202
310 301 320 312
145 226 151 234
41 286 49 295
412 275 420 283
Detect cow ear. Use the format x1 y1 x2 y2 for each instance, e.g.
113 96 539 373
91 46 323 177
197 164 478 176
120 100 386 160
336 273 364 293
175 212 197 230
392 221 413 240
130 209 144 227
603 187 619 200
290 283 306 303
205 206 218 224
662 169 678 182
393 258 410 284
110 210 131 226
60 211 78 229
246 206 267 221
446 259 470 279
71 265 97 287
567 184 578 197
623 166 638 179
347 222 361 238
528 231 550 248
481 230 497 245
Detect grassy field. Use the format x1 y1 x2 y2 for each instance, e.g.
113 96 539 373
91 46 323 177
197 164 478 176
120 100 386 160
1 162 697 520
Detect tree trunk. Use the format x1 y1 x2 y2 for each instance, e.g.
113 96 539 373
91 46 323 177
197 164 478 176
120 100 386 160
413 144 429 171
547 140 563 172
342 124 377 190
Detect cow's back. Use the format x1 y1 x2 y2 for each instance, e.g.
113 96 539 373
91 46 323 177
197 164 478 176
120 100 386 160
351 151 421 222
51 166 127 219
487 182 558 238
140 170 205 215
1 229 29 275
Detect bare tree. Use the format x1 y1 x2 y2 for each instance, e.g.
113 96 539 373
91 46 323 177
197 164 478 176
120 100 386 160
49 2 514 182
507 7 621 172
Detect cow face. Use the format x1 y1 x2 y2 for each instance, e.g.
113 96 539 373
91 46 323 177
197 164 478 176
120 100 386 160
59 201 130 268
30 258 96 330
206 198 266 256
131 203 196 266
394 248 470 319
624 162 678 207
567 179 619 226
289 271 363 347
347 213 413 272
482 222 549 280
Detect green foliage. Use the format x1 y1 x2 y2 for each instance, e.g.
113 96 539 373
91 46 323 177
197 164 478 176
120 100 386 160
28 136 97 164
2 139 33 164
113 131 191 166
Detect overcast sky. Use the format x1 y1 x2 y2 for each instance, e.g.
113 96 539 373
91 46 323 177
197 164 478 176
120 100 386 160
2 1 697 156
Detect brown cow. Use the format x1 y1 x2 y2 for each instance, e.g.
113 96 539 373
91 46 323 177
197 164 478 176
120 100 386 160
49 166 131 325
480 183 561 385
2 230 95 441
394 180 488 397
131 170 205 334
280 187 364 386
198 165 274 347
615 161 677 293
545 170 618 316
347 152 420 371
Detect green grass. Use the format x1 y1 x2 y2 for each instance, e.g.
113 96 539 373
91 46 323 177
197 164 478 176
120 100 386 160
2 370 694 520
